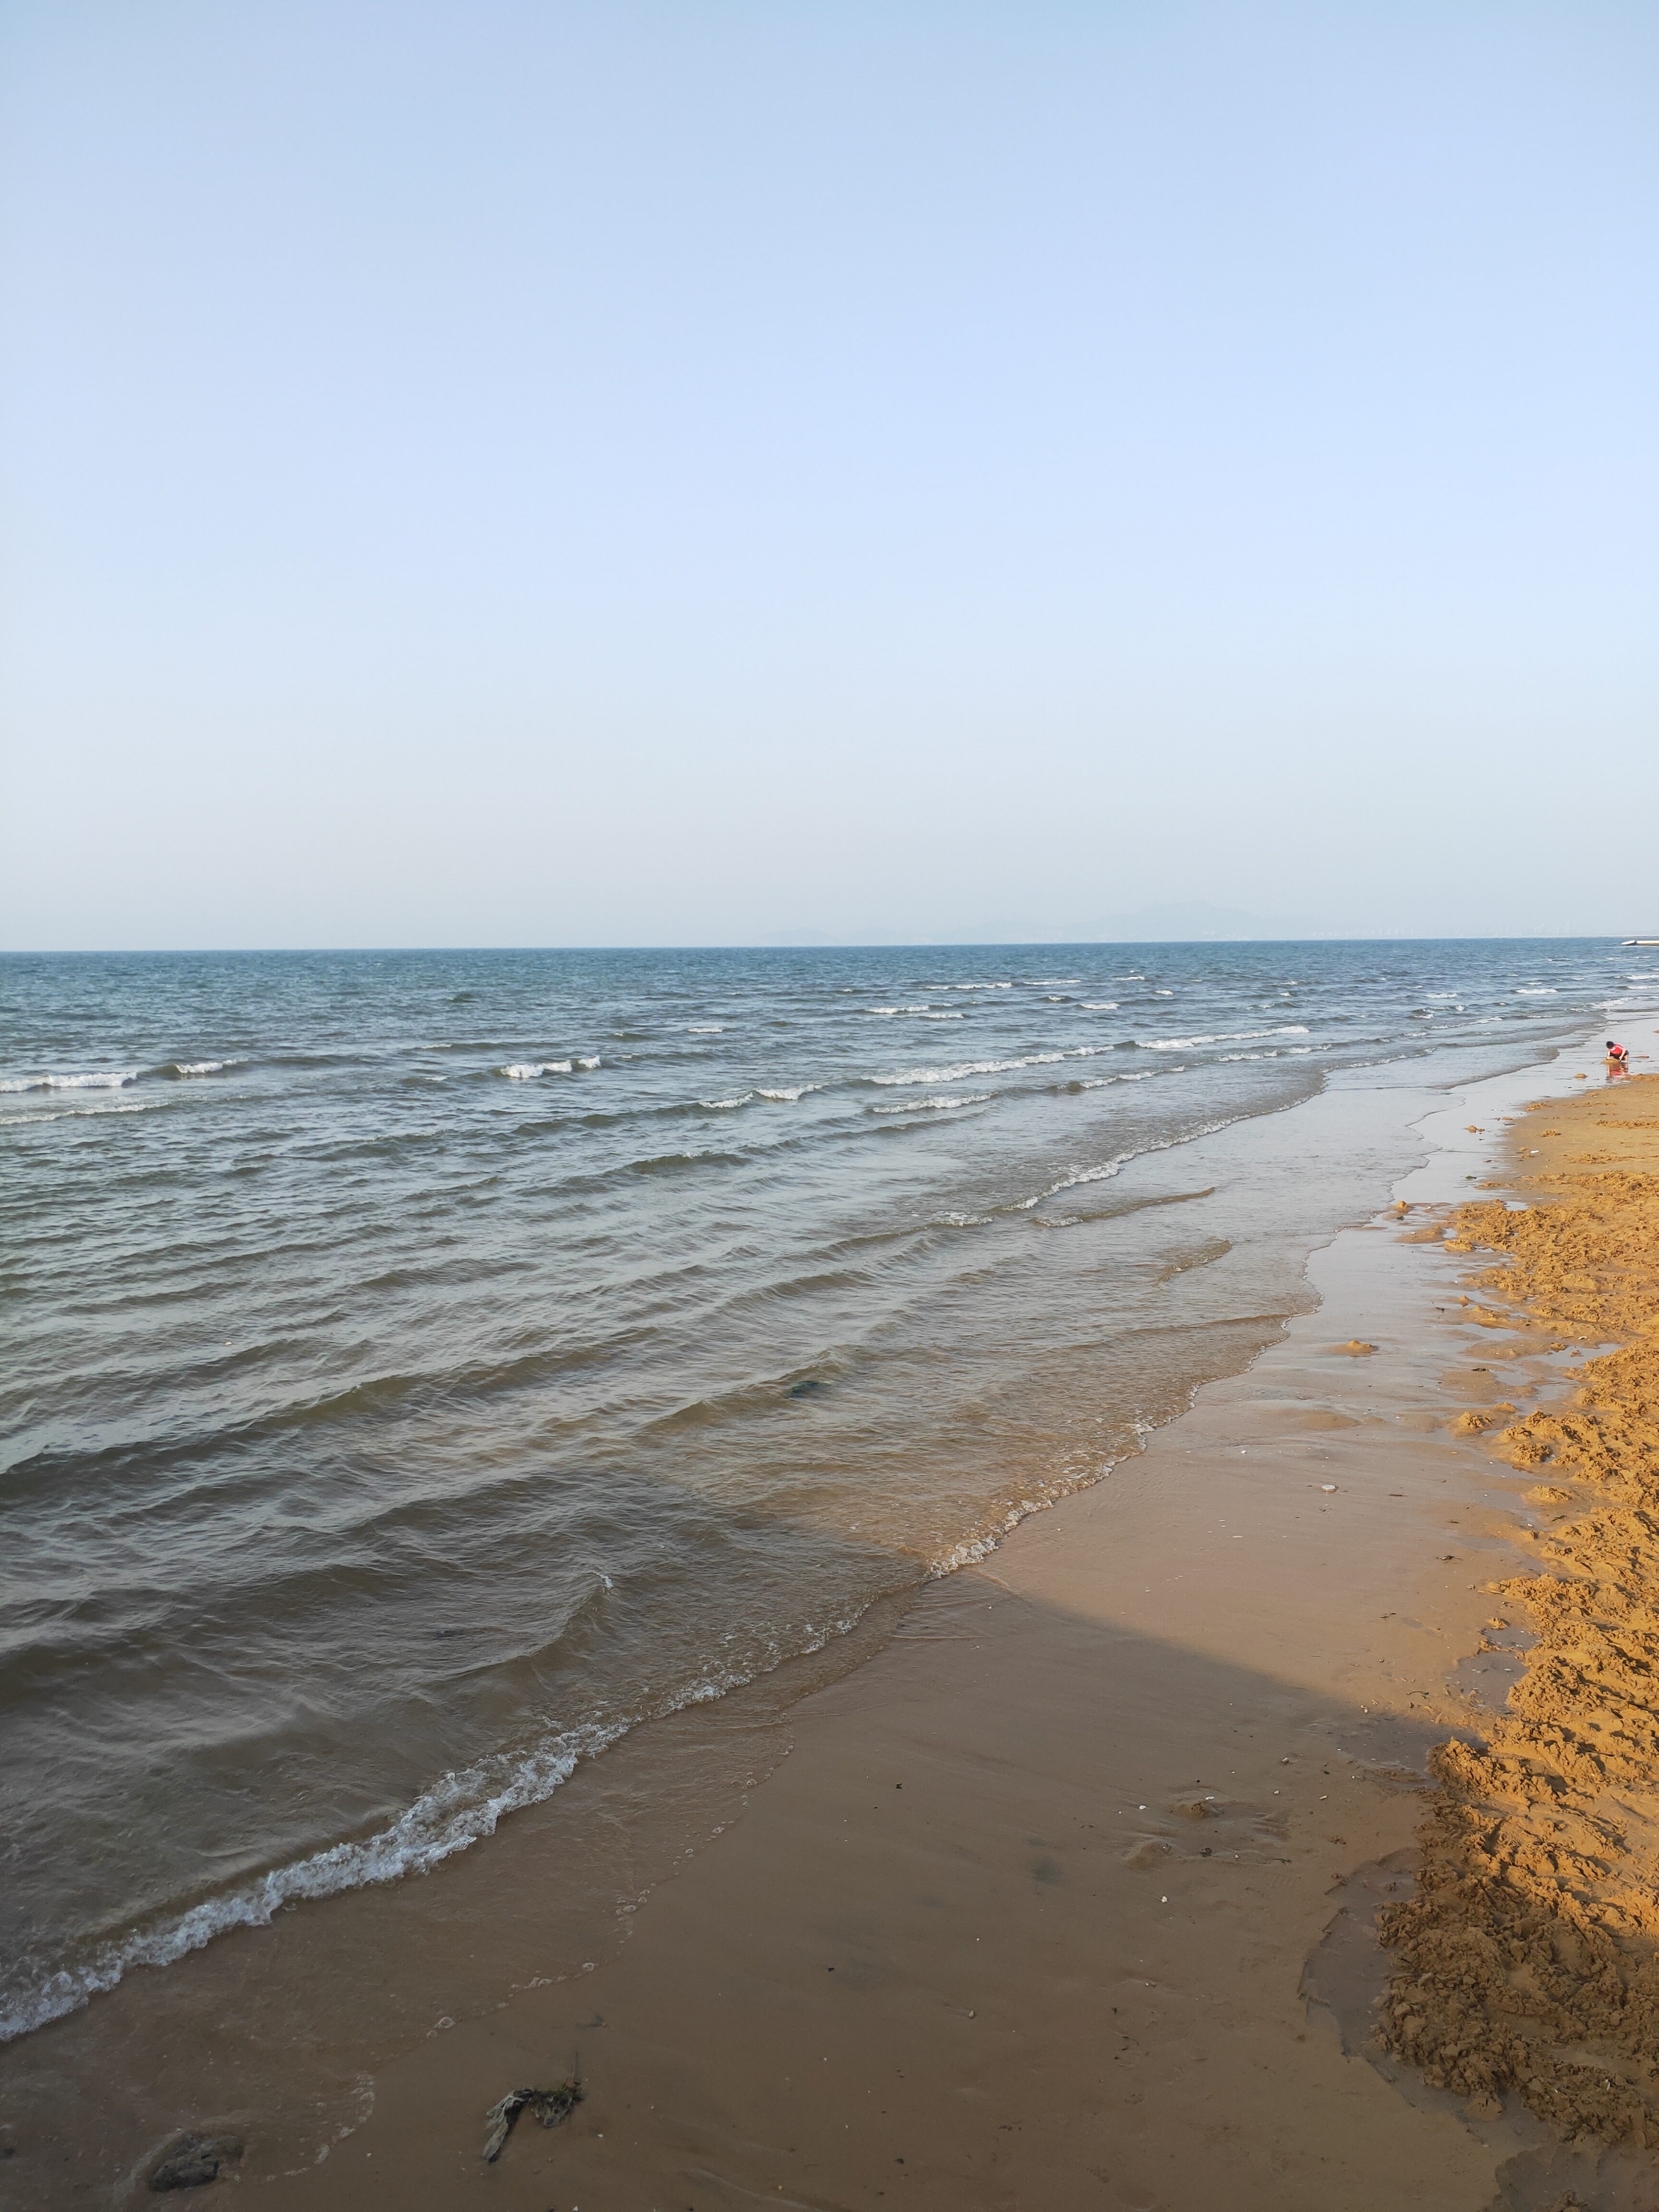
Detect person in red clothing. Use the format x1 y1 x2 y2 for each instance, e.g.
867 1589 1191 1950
1607 1039 1630 1070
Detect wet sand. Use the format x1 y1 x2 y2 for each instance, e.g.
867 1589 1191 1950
203 1051 1640 2211
15 1040 1656 2209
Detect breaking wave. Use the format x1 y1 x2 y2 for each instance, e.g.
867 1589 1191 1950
0 1070 137 1093
0 1590 878 2047
0 1721 622 2044
870 1048 1110 1087
497 1058 600 1079
868 1092 993 1114
1137 1026 1310 1051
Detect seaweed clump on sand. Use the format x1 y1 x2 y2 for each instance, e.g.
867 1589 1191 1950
482 2081 583 2162
1379 1088 1659 2145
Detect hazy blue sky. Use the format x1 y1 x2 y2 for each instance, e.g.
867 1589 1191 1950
2 0 1654 948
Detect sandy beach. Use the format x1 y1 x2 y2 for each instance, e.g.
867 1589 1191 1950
241 1046 1647 2212
12 1032 1659 2209
6 0 1652 2195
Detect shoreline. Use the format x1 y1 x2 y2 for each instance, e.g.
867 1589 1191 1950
7 1027 1647 2206
234 1047 1579 2211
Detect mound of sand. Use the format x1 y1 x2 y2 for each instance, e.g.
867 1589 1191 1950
1380 1076 1659 2144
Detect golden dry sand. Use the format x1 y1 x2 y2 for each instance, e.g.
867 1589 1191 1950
1381 1074 1659 2146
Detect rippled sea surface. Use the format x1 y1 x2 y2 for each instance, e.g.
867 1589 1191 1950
2 939 1648 2040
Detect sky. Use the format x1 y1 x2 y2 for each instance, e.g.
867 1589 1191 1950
1 0 1655 950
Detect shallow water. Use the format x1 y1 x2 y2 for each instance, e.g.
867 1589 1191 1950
0 938 1646 2041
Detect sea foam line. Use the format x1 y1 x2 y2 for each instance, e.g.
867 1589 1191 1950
1011 1107 1242 1214
0 1070 138 1093
0 1102 160 1128
0 1602 875 2047
869 1092 992 1115
926 1417 1156 1575
870 1047 1106 1087
1137 1026 1309 1051
496 1058 600 1078
0 1723 609 2045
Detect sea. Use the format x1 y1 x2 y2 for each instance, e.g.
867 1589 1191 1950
2 939 1653 2052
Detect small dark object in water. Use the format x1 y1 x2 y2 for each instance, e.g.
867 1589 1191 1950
789 1379 824 1397
482 2082 583 2162
148 2132 242 2191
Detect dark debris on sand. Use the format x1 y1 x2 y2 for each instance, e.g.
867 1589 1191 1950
482 2081 583 2161
146 2131 243 2191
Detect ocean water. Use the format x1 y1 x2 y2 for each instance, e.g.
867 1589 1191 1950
1 939 1649 2045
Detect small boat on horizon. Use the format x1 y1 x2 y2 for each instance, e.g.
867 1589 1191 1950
1623 936 1659 946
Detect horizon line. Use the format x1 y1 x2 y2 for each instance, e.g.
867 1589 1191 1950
0 932 1636 958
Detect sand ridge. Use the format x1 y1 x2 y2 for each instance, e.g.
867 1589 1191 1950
1380 1073 1659 2146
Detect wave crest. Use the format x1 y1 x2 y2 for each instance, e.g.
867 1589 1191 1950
0 1070 137 1093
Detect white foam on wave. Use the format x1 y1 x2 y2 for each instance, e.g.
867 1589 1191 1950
1016 1110 1239 1214
1080 1002 1118 1010
871 1046 1113 1088
0 1594 882 2048
0 1719 625 2047
497 1060 580 1078
1029 978 1081 987
0 1070 137 1093
162 1059 241 1078
916 1011 964 1021
756 1084 821 1103
685 1024 725 1033
1515 987 1557 996
866 1006 932 1016
869 1092 992 1115
1139 1026 1309 1051
926 1418 1155 1576
0 1101 160 1128
701 1094 752 1109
